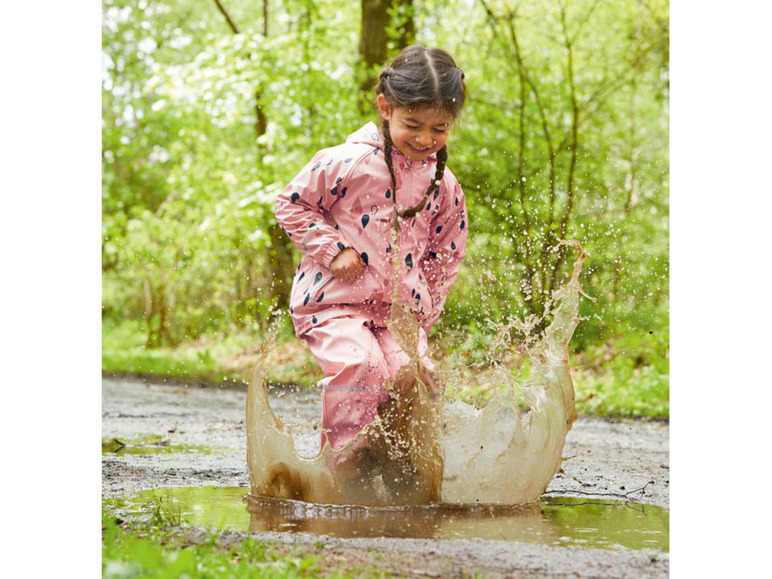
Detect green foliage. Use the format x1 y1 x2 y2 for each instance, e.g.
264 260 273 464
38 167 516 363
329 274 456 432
102 319 230 380
102 317 321 386
102 0 669 416
147 496 184 527
575 364 669 418
102 504 328 578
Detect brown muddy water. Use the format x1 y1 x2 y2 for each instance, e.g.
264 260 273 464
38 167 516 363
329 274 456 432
102 435 218 455
247 242 587 507
108 241 670 560
114 485 668 552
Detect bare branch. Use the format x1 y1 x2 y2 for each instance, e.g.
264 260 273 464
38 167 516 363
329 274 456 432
213 0 240 34
545 2 581 295
565 0 603 45
543 480 655 503
504 9 537 308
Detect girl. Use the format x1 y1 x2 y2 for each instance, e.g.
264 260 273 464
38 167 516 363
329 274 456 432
274 45 467 466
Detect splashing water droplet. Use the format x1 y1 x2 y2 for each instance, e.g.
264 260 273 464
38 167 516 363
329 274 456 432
247 242 589 506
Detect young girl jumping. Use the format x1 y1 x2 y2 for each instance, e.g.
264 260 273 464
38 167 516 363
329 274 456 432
274 45 467 465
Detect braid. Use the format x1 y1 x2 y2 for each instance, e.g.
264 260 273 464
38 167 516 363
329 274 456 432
382 125 449 221
382 122 398 204
399 145 448 220
434 145 448 185
375 45 464 222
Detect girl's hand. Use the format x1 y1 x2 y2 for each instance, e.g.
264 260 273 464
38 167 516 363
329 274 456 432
330 248 365 282
419 364 444 397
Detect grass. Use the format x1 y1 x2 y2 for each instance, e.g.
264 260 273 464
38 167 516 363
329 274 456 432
572 327 669 418
102 319 234 382
573 365 669 417
102 319 320 387
103 512 324 578
101 315 668 577
103 317 668 418
102 499 389 578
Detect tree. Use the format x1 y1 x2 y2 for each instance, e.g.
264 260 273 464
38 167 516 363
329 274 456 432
441 0 668 334
102 0 669 361
358 0 416 103
210 0 295 310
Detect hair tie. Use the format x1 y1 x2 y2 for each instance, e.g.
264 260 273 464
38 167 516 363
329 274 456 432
380 66 394 78
457 67 464 79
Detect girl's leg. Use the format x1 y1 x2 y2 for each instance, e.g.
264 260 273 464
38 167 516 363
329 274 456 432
370 325 444 500
372 325 443 397
303 316 392 450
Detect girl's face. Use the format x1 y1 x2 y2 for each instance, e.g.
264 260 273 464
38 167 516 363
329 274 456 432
377 94 454 162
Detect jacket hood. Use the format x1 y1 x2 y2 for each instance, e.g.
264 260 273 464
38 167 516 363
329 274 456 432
345 121 384 148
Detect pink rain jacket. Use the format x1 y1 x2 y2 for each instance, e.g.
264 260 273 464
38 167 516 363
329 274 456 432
275 122 468 338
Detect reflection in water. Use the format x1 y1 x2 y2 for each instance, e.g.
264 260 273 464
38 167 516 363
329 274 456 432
247 241 587 506
245 494 550 542
245 494 668 552
119 487 669 552
102 436 214 455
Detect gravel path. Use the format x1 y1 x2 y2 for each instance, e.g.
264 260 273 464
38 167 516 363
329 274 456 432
102 376 669 578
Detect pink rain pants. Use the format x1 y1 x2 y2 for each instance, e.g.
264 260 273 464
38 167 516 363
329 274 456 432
302 314 433 450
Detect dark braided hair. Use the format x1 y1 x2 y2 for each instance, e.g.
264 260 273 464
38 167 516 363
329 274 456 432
376 45 465 220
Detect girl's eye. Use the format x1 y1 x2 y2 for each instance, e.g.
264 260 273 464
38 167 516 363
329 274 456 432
406 124 419 130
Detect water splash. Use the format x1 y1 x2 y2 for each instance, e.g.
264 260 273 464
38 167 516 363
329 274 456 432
247 240 587 506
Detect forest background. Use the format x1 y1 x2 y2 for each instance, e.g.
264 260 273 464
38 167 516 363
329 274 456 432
101 0 670 417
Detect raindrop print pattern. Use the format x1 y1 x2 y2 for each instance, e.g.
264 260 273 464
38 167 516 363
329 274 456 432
274 122 468 336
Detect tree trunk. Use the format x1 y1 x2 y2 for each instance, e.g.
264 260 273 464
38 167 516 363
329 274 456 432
144 277 155 348
358 0 415 106
211 0 295 312
144 277 174 348
268 223 296 311
393 0 415 50
360 0 391 69
547 6 581 297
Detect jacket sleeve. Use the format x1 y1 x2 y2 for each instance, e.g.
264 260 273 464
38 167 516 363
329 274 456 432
274 151 351 270
420 174 468 331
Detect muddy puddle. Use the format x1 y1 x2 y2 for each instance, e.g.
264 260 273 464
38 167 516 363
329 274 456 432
108 241 671 555
115 486 668 552
248 241 588 507
102 435 217 455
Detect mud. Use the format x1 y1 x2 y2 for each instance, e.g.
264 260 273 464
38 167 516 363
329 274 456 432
102 376 669 577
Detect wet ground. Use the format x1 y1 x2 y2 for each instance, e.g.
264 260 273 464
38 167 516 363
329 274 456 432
102 376 669 578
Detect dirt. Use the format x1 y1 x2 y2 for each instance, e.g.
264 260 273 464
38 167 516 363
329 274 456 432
102 376 669 578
